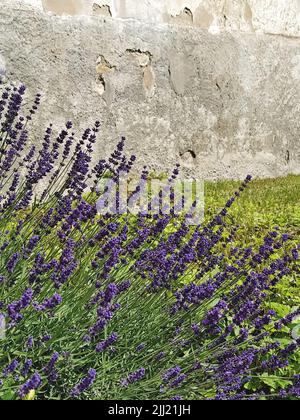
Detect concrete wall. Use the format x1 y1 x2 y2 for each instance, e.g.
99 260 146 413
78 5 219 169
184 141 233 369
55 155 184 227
24 0 300 37
0 0 300 179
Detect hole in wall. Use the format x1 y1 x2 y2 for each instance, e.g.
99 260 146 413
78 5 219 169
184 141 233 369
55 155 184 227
92 3 112 17
96 55 116 74
285 150 290 165
182 8 193 21
126 49 152 67
180 150 197 159
187 150 196 159
171 7 194 25
96 75 106 95
95 55 116 96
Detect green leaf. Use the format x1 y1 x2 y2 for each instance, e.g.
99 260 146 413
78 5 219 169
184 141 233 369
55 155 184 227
0 389 15 400
268 302 291 317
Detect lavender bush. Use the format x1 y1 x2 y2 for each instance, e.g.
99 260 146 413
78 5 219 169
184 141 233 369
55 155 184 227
0 78 299 400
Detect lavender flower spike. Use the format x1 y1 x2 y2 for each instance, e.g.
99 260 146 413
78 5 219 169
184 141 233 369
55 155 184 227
70 369 97 398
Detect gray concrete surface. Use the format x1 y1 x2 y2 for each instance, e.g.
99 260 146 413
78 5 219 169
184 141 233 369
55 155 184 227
0 1 300 179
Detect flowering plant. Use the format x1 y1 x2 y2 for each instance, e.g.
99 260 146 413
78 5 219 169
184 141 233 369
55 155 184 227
0 78 299 400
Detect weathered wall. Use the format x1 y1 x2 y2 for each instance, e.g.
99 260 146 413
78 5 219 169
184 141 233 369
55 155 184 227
0 0 300 179
25 0 300 37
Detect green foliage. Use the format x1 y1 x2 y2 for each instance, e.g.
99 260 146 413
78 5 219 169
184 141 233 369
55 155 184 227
206 175 300 305
0 174 299 400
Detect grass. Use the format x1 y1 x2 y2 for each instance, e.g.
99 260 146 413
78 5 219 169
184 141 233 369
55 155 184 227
207 175 300 308
206 175 300 234
206 175 300 394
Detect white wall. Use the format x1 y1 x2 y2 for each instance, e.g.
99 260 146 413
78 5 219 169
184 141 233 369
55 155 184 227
2 0 300 179
6 0 300 37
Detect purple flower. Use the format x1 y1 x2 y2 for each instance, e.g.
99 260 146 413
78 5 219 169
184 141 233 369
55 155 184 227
33 293 62 312
3 359 19 377
21 359 33 377
162 366 181 383
275 308 300 330
70 369 97 398
51 239 77 289
280 374 300 398
156 352 166 361
41 334 52 343
202 300 228 330
19 373 42 398
191 323 200 336
261 355 289 371
7 288 33 324
43 352 59 382
6 252 20 273
169 374 187 388
121 368 146 387
136 343 146 353
96 332 118 353
23 235 40 257
25 336 34 349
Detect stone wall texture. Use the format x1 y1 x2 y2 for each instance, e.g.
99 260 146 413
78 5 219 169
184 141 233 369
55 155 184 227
0 0 300 179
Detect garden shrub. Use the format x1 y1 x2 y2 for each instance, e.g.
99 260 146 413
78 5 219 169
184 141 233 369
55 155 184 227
0 78 299 400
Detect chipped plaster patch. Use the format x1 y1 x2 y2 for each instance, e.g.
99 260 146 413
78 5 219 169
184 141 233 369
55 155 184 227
92 3 112 17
